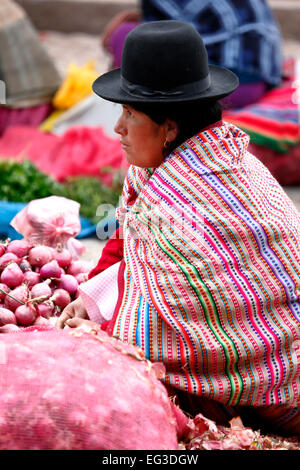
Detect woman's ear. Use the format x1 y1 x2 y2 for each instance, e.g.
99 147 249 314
165 118 179 144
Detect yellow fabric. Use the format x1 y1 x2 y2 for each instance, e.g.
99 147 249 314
52 61 99 110
39 110 65 132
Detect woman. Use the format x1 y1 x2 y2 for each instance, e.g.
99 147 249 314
57 21 300 436
101 0 283 108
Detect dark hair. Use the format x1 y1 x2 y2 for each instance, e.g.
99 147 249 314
131 99 223 152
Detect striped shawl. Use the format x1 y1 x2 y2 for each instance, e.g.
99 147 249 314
112 122 300 407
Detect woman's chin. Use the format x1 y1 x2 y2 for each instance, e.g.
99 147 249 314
124 150 139 166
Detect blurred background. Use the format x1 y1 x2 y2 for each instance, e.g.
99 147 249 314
11 0 300 73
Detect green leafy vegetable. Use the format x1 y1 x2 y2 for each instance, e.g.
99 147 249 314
0 160 65 201
0 159 124 224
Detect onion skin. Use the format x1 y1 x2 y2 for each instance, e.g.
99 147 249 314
0 283 10 301
0 245 6 257
40 260 61 279
28 246 53 268
19 259 32 273
75 273 88 284
33 316 50 326
0 307 17 326
15 305 37 326
51 289 71 309
36 302 55 319
6 240 33 258
4 285 28 312
0 253 19 271
52 248 72 268
23 271 40 288
0 323 20 333
59 275 78 296
67 260 93 276
31 282 52 300
0 263 24 288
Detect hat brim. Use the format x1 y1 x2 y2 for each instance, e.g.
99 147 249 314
92 65 239 104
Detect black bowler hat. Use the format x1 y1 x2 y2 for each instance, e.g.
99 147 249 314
93 20 239 104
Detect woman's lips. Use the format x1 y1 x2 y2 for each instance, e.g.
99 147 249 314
121 141 129 149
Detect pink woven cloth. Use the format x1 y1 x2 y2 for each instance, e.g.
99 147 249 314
79 261 120 324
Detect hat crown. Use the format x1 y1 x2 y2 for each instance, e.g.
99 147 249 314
121 21 209 91
92 20 239 104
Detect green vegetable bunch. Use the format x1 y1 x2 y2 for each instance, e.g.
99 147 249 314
0 160 65 202
0 159 124 225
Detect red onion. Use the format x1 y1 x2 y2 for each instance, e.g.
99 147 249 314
23 271 40 288
0 323 20 333
0 263 24 288
67 260 93 276
0 253 19 271
15 304 37 326
40 260 62 279
6 239 33 258
36 301 55 319
0 307 17 326
59 274 78 296
52 248 72 268
19 259 32 273
0 283 10 301
51 289 71 309
33 315 50 326
74 290 80 299
28 246 53 267
0 244 6 257
4 285 28 312
31 281 52 300
75 273 88 284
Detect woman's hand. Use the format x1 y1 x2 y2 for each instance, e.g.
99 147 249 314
64 317 101 333
55 296 88 329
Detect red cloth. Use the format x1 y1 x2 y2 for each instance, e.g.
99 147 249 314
0 125 127 184
248 141 300 186
88 227 124 279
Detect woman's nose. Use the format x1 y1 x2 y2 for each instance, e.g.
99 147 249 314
114 115 127 136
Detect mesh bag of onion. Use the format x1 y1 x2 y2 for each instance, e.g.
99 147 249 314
0 325 178 450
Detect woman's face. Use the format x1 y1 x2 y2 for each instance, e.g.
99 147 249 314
114 104 177 168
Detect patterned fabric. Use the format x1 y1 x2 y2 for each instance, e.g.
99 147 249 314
141 0 282 86
224 59 300 152
80 261 120 325
110 121 300 408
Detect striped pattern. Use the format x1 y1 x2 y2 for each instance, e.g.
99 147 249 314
224 60 300 153
113 122 300 407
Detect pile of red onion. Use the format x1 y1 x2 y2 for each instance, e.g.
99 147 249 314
0 239 93 329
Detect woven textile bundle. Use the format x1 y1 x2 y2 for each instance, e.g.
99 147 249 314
0 0 61 107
